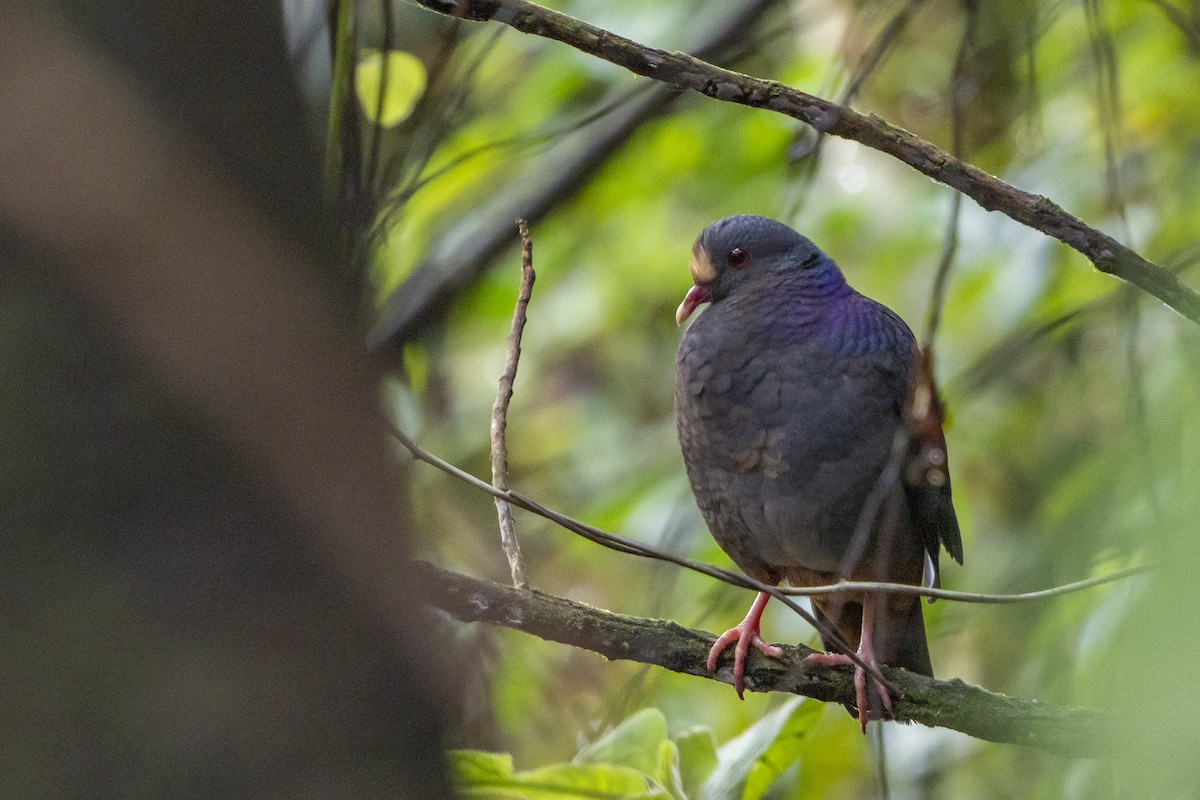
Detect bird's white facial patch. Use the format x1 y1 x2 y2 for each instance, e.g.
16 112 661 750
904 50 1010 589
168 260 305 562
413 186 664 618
676 240 720 325
689 240 717 285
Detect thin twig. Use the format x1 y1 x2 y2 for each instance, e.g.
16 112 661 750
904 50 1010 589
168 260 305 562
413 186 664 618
778 562 1155 602
923 6 971 347
785 0 924 224
926 192 962 346
871 722 891 800
840 0 925 105
490 220 535 588
322 0 357 207
502 499 894 690
953 243 1200 397
392 81 652 205
1084 0 1130 240
816 7 941 691
366 0 396 200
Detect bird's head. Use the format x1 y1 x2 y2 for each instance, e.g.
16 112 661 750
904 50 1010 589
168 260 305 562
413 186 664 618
675 215 830 325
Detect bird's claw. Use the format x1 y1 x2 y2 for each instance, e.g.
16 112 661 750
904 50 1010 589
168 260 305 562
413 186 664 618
804 651 892 733
708 624 785 699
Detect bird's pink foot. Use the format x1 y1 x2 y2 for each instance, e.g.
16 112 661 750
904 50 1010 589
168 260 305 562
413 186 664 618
804 650 892 732
708 623 784 699
805 595 896 732
708 591 784 699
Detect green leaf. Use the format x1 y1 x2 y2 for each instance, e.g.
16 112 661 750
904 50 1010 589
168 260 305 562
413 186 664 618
452 750 517 787
674 726 718 800
700 698 821 800
575 708 687 800
574 708 665 777
355 49 426 126
450 749 670 799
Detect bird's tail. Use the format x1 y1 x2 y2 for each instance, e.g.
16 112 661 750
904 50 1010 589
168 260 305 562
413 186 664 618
879 597 933 677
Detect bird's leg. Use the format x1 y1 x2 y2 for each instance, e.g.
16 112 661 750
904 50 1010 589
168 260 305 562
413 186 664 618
707 590 785 699
803 595 892 733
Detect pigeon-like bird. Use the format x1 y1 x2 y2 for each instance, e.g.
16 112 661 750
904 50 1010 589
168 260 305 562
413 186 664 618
675 215 963 729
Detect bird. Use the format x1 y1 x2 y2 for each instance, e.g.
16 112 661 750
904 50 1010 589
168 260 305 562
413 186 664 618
674 215 963 730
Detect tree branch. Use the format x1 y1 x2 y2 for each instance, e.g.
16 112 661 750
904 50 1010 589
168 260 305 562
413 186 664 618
410 0 1200 325
420 561 1117 759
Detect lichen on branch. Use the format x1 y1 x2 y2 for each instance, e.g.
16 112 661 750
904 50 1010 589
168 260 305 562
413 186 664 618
420 561 1117 759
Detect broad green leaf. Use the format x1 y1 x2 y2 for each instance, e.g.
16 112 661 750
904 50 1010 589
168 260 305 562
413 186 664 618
574 708 666 778
700 698 821 800
355 49 425 126
575 708 686 800
674 726 718 800
741 702 822 800
450 749 670 799
452 750 517 787
652 739 688 800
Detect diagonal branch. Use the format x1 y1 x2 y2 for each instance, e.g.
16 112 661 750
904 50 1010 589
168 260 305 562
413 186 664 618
420 561 1118 759
410 0 1200 325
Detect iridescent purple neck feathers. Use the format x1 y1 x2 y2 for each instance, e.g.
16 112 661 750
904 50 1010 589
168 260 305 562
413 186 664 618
763 258 912 357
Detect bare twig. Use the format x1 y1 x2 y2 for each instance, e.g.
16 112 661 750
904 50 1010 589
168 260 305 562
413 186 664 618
410 0 1200 324
366 0 397 201
840 0 925 105
1084 0 1130 239
323 0 357 206
870 721 891 800
926 192 963 346
490 220 535 588
954 244 1200 397
923 7 972 347
785 0 924 221
390 81 652 206
418 561 1118 757
855 17 972 621
780 562 1154 603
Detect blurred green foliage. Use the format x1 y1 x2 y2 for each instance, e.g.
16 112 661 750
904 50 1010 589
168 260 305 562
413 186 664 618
367 0 1200 796
451 701 822 799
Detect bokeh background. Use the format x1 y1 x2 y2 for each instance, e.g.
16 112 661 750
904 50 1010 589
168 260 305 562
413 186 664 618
4 0 1199 798
361 0 1200 797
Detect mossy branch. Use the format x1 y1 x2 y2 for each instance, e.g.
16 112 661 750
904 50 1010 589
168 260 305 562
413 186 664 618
411 0 1200 324
420 561 1117 760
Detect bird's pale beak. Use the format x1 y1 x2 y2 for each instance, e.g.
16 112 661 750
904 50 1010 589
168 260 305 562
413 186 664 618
675 283 711 325
676 246 717 325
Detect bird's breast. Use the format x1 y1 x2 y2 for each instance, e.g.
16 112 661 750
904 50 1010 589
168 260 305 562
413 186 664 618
676 300 915 579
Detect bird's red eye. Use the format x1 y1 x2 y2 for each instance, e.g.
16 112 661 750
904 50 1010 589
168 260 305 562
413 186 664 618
727 247 749 268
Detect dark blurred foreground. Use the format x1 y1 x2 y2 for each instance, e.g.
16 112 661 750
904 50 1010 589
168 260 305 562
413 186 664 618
0 3 454 797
